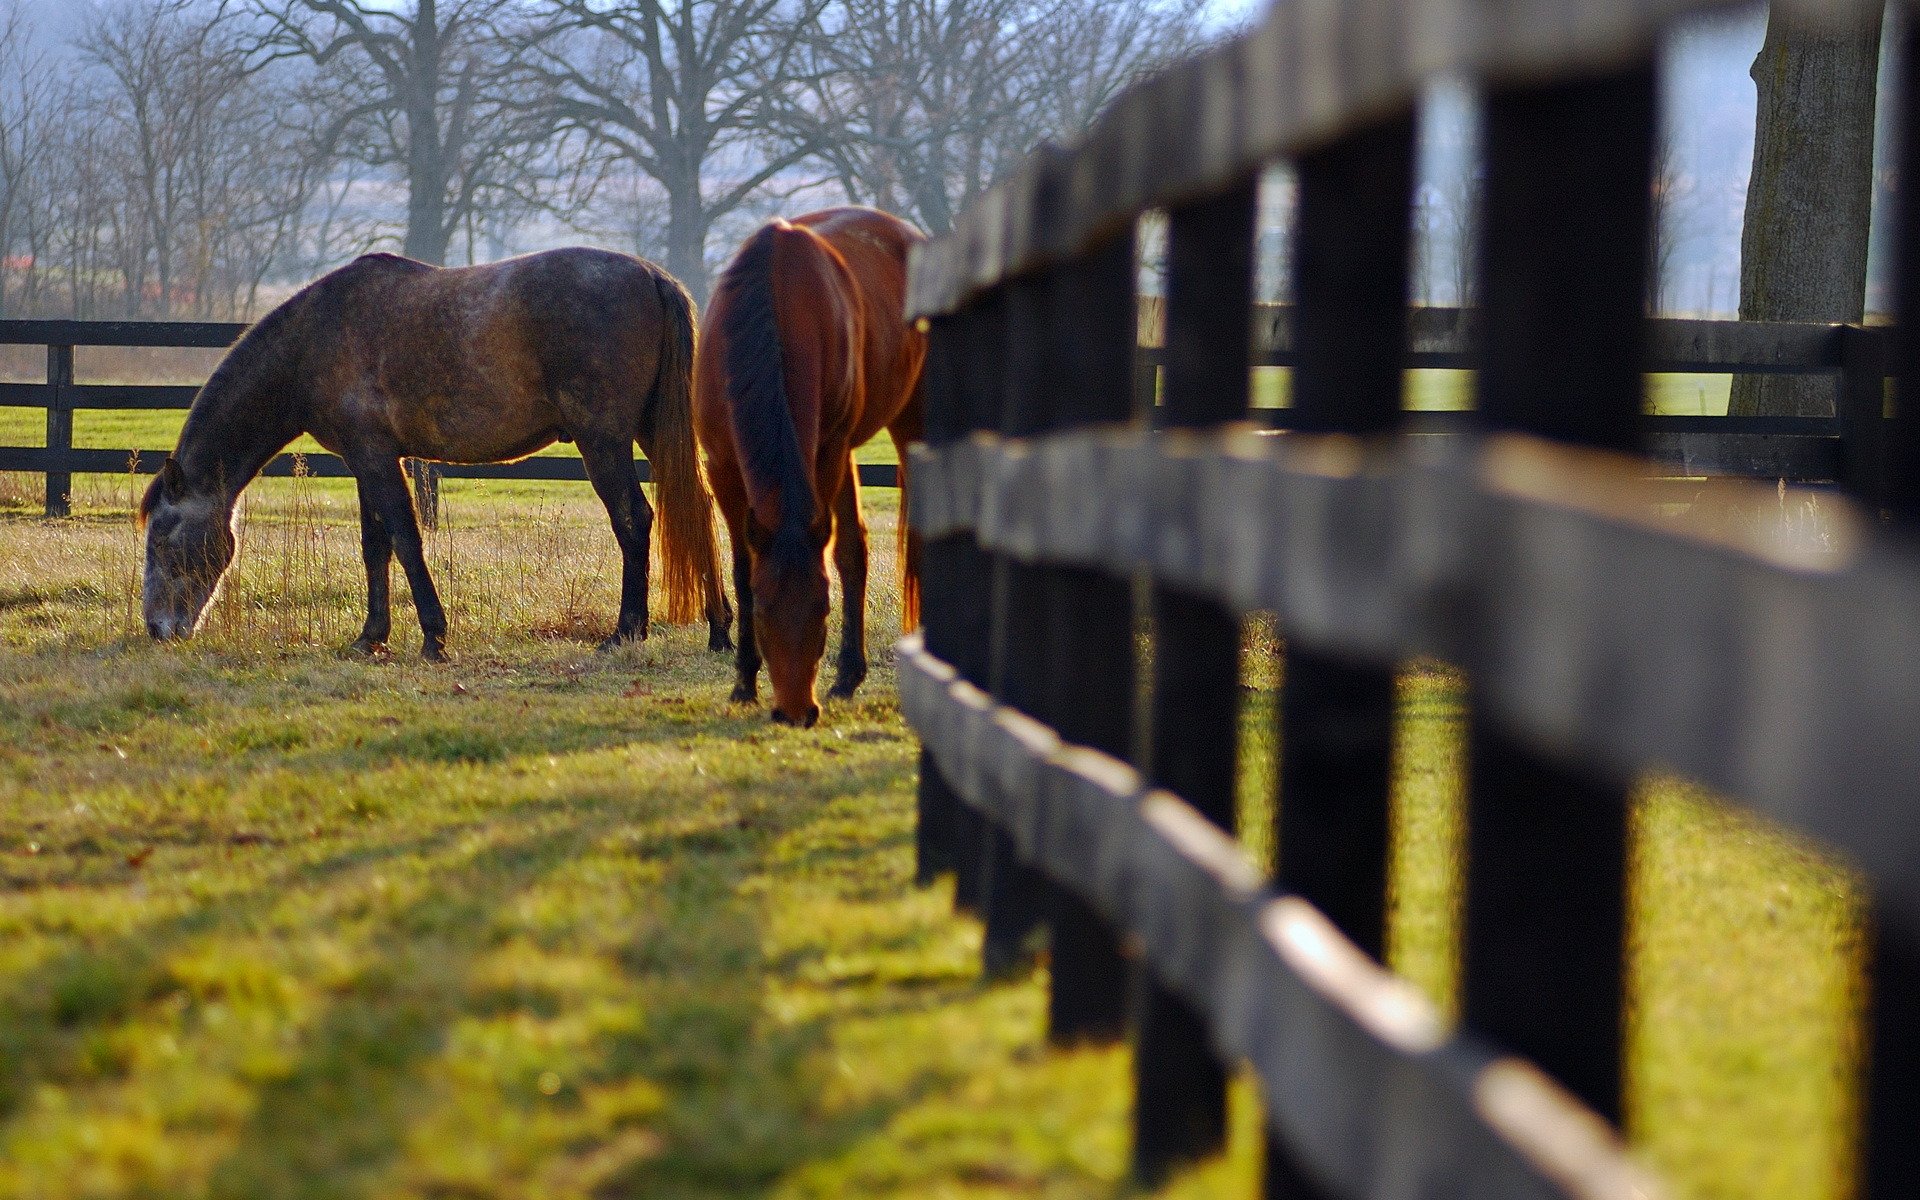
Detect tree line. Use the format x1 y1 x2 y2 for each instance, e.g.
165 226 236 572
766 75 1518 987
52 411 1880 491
0 0 1207 319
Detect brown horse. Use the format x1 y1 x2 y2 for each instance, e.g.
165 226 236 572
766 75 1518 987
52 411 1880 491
695 207 926 727
140 248 730 660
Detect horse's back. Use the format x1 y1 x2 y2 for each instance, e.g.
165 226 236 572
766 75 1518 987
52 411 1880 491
789 208 927 438
308 248 688 463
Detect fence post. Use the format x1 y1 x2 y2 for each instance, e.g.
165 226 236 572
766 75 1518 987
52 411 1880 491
1838 324 1889 512
1458 63 1659 1128
44 343 73 518
1038 231 1138 1044
1263 114 1418 1200
1131 177 1257 1186
1858 19 1920 1190
980 272 1055 976
408 459 442 531
914 316 966 888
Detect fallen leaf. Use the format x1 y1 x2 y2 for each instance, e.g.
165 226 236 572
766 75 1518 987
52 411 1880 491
622 680 652 699
126 847 153 869
450 682 471 696
230 832 270 847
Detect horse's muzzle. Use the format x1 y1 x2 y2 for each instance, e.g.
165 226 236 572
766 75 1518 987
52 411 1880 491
771 705 820 730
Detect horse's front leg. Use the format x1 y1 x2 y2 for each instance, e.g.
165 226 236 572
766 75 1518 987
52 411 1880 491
357 454 449 662
350 474 394 655
828 463 869 700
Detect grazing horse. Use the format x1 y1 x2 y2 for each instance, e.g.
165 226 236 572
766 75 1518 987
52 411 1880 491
694 207 926 727
140 248 730 660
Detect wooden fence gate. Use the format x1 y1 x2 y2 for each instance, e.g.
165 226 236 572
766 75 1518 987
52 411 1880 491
900 0 1920 1196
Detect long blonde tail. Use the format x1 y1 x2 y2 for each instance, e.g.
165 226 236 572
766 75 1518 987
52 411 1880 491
897 458 920 630
647 271 721 625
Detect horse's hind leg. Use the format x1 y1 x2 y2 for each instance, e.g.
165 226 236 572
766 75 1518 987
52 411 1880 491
356 455 449 662
828 459 869 700
578 435 653 649
350 474 394 654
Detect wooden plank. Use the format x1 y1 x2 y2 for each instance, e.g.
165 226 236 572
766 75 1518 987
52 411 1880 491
1135 180 1258 1186
1035 237 1139 1043
66 385 202 410
0 320 247 348
1860 20 1920 1192
43 345 72 518
1263 117 1417 1200
902 424 1920 931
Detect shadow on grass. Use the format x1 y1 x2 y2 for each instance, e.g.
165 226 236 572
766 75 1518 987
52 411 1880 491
188 804 946 1200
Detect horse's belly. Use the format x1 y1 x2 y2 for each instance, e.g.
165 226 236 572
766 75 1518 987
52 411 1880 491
400 397 561 465
425 426 560 465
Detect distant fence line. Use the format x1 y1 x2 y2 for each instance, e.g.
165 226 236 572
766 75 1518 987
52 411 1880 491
0 312 1892 524
0 319 901 524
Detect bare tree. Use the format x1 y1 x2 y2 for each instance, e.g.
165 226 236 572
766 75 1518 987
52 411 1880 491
76 0 322 318
524 0 829 300
800 0 1203 235
0 1 56 316
242 0 553 265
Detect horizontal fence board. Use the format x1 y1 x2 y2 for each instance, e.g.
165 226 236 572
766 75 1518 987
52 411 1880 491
0 446 904 489
0 320 248 348
1210 307 1857 374
64 385 203 410
906 426 1920 925
898 635 1647 1200
906 0 1872 317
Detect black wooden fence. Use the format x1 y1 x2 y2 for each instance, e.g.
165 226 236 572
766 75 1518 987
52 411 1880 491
0 319 902 524
902 0 1919 1197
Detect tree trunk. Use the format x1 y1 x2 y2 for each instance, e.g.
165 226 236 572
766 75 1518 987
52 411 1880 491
402 3 450 266
1731 3 1885 417
665 183 708 305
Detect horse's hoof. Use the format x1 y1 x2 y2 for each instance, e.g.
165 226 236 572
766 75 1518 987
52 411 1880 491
598 632 645 654
729 683 757 705
347 637 389 659
422 643 449 664
709 630 734 653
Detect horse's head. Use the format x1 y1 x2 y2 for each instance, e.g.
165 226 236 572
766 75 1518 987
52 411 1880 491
752 528 830 728
139 458 238 641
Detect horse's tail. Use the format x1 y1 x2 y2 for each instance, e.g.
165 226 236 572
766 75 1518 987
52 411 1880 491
646 268 721 626
896 384 922 631
898 494 921 630
715 222 816 564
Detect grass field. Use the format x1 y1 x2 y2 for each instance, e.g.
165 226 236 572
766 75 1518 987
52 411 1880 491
0 459 1867 1200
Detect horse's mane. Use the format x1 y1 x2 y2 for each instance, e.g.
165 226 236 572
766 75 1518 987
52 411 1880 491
140 254 424 525
716 223 817 567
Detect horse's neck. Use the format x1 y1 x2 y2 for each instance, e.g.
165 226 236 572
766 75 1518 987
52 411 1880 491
178 372 302 501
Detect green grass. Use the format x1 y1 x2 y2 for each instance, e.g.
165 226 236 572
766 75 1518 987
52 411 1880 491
0 476 1866 1200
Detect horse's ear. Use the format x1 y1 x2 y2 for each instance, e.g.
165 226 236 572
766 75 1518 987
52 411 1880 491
160 457 185 501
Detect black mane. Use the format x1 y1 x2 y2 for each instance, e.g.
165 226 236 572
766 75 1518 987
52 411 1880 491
716 223 815 567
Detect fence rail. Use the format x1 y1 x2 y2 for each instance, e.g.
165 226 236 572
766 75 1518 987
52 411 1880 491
0 310 1885 522
901 0 1919 1197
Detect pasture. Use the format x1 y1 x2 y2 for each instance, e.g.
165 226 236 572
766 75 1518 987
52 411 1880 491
0 468 1865 1200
